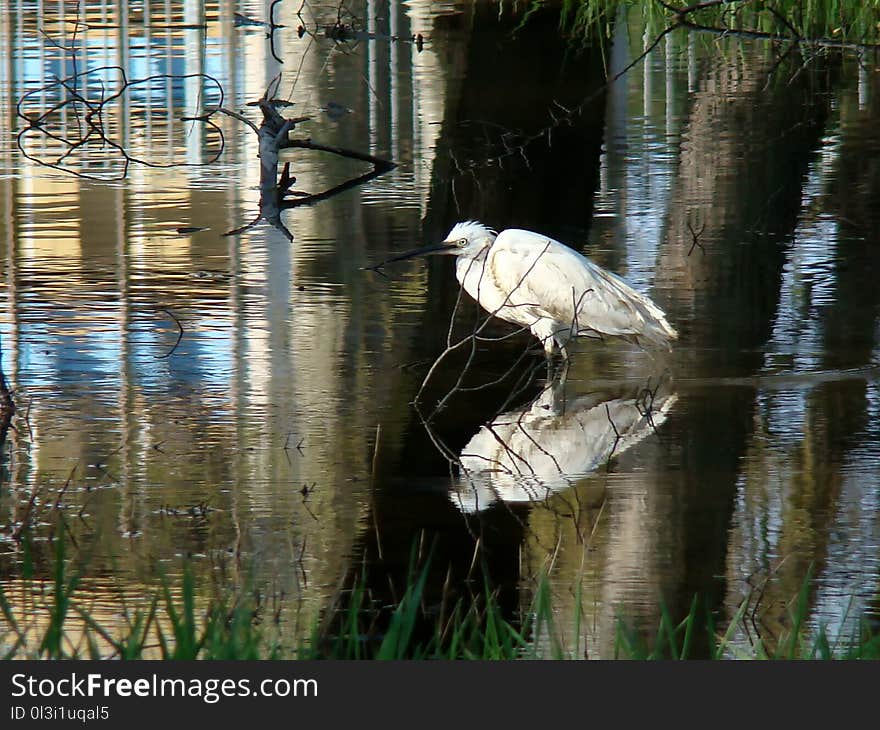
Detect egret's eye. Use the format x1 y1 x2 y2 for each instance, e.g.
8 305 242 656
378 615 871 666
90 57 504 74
458 238 468 246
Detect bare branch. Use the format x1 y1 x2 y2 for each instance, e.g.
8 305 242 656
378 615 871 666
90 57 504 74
155 309 184 359
17 67 226 181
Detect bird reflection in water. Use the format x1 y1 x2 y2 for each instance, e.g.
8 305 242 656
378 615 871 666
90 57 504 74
450 380 677 514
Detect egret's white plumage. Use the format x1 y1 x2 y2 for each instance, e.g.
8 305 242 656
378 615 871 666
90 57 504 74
440 221 677 357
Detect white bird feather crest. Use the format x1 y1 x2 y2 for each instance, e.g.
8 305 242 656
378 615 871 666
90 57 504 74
444 220 498 242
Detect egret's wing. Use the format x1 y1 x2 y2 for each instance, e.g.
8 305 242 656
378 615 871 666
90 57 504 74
489 229 677 345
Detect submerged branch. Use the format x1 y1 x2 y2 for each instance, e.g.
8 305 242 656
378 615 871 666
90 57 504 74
217 78 396 241
0 343 15 455
17 67 226 181
155 309 185 359
17 57 394 236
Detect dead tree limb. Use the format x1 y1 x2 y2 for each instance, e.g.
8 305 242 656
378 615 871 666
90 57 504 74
217 79 396 241
0 337 15 455
18 62 392 240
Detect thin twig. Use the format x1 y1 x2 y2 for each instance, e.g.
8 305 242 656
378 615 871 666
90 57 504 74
155 309 184 359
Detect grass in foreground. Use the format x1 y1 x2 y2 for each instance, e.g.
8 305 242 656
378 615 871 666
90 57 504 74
2 535 879 659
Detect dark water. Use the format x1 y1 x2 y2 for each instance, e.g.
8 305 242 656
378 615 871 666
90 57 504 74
1 0 880 657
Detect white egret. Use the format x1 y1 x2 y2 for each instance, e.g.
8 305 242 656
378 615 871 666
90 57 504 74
377 221 677 359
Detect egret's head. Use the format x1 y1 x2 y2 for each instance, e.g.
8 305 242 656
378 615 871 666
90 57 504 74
442 221 497 257
366 220 498 270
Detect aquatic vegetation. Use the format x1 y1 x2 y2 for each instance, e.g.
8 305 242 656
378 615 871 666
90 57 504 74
555 0 880 44
3 533 878 660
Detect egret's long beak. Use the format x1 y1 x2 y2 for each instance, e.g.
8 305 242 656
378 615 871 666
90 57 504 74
363 241 457 270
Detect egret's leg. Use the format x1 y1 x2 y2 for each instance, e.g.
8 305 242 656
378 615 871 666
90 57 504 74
556 344 570 384
544 339 558 381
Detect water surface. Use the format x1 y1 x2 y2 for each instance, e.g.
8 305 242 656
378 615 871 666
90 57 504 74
1 0 880 657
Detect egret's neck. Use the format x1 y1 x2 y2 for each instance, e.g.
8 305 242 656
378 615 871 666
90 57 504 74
455 242 493 284
466 240 493 261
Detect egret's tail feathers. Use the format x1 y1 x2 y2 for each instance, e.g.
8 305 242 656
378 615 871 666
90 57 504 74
583 264 678 350
622 299 677 350
640 307 678 349
609 289 678 350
